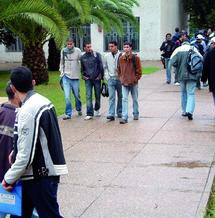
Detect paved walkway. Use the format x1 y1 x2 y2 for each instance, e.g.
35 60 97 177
57 69 215 218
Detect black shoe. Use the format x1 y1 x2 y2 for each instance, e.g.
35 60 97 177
182 112 188 117
117 114 122 118
63 115 71 120
187 113 193 120
166 81 170 84
107 116 115 121
119 119 128 124
78 111 82 116
133 116 139 120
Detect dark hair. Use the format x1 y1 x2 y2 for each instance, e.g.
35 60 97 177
175 27 180 32
123 42 132 47
10 66 33 93
5 81 14 100
83 42 91 48
67 38 74 43
109 41 118 46
166 33 172 37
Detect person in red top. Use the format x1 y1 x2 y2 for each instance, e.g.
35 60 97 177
118 42 142 124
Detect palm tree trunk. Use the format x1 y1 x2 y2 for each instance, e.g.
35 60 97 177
22 43 49 85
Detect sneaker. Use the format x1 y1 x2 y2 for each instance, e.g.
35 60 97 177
174 82 180 86
84 115 93 120
107 116 115 121
166 81 171 84
119 119 128 124
78 111 82 116
182 112 188 117
203 82 208 87
94 110 101 117
63 115 71 120
187 113 193 120
133 116 139 120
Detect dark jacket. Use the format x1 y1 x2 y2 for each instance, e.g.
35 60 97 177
118 53 142 86
4 91 68 184
202 47 215 92
160 40 175 58
0 103 16 181
80 51 104 80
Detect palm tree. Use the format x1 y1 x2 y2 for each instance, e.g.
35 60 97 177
0 0 68 84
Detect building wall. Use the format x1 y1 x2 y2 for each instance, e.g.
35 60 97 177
0 0 186 63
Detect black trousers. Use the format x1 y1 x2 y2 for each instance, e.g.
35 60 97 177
11 176 63 218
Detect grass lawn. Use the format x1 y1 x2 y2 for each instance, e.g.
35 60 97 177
205 183 215 218
0 66 159 115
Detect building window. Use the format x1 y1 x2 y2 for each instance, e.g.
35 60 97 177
6 37 23 52
104 18 140 51
70 24 91 50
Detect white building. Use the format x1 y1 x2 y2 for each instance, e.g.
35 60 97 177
0 0 187 63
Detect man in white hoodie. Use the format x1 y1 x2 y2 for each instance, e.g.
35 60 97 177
104 41 122 121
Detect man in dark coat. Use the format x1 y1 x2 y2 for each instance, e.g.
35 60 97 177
202 37 215 104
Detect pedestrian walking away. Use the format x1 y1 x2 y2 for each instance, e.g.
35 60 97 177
59 38 82 120
80 42 104 120
104 41 122 121
118 42 142 124
170 41 203 120
2 67 68 218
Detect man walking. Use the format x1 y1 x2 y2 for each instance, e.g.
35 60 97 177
104 41 122 121
202 37 215 106
170 41 202 120
118 42 142 124
59 38 82 120
2 67 68 218
160 33 175 84
80 42 104 120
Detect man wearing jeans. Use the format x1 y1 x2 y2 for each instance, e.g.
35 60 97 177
160 33 175 84
59 38 82 120
170 41 202 120
104 41 122 121
80 42 104 120
118 42 142 124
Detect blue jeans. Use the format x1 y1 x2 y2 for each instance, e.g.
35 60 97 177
180 80 196 114
108 79 122 117
62 76 82 116
85 80 101 116
165 58 171 83
122 84 139 120
11 177 62 218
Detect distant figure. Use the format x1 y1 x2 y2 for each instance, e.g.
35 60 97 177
201 37 215 106
160 33 175 84
172 27 180 43
118 42 142 124
80 42 104 120
104 41 122 121
170 41 202 120
59 38 82 120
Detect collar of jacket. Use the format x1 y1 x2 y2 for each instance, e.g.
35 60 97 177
122 53 133 60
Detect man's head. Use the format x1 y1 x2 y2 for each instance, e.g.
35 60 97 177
10 66 34 94
5 81 21 107
166 33 172 41
175 27 180 33
83 42 92 53
210 37 215 47
108 41 118 53
66 38 74 49
196 34 204 43
123 42 132 54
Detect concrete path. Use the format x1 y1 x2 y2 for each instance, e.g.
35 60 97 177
57 69 215 218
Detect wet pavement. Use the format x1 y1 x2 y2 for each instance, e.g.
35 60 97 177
57 68 215 218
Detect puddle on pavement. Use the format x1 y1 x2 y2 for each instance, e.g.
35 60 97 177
160 161 209 169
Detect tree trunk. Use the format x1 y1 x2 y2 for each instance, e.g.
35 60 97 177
22 43 49 85
48 38 61 71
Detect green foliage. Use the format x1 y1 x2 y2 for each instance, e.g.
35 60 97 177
205 183 215 218
182 0 215 29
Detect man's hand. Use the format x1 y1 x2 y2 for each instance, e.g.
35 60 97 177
1 179 14 192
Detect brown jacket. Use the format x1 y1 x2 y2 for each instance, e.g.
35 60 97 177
118 53 142 86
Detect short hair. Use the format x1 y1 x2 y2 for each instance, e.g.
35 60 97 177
166 33 172 37
109 41 118 46
5 81 14 100
83 42 91 48
10 66 33 93
175 27 180 32
123 42 132 47
67 38 74 43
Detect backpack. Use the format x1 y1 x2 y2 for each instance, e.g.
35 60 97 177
187 47 203 75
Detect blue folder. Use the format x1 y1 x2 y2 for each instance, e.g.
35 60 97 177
0 181 22 216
